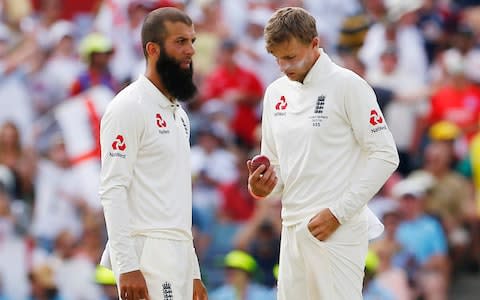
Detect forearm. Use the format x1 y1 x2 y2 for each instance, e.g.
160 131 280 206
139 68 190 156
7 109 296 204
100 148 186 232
191 244 201 279
330 157 398 224
101 186 138 274
423 255 450 273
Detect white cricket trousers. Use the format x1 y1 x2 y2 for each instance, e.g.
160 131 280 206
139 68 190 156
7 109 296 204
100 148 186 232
277 212 369 300
110 236 194 300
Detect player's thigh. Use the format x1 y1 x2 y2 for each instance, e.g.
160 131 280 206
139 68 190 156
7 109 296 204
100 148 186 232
298 219 367 300
277 224 309 300
140 238 193 300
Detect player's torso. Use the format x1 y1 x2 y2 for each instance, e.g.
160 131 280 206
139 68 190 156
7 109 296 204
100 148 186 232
267 80 353 165
126 95 192 199
139 102 190 162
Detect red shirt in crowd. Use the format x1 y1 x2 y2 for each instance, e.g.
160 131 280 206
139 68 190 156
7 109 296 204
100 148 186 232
218 181 255 222
201 65 264 146
428 84 480 141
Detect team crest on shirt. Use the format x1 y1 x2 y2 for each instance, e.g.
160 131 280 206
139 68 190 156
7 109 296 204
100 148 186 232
310 95 328 127
369 109 387 133
109 134 126 158
156 113 170 134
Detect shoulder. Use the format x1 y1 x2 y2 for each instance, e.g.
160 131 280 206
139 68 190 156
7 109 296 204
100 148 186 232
268 76 290 89
210 286 232 298
420 215 443 231
265 76 292 98
105 82 142 117
334 64 369 88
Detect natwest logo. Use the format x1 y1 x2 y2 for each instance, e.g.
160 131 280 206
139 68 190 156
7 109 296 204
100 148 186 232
156 113 167 128
275 96 288 110
112 135 126 151
369 109 383 126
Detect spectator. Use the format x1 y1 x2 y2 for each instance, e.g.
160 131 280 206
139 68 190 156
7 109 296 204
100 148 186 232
200 39 264 147
0 121 35 203
359 0 429 85
210 250 275 300
31 134 84 253
367 44 429 175
41 20 83 110
411 137 476 271
217 148 256 223
426 49 480 142
393 176 450 299
191 125 237 231
0 187 30 299
69 32 117 96
95 265 118 300
28 264 64 300
234 198 281 287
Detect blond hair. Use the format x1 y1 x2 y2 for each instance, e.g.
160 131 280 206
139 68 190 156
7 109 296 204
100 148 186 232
264 7 318 51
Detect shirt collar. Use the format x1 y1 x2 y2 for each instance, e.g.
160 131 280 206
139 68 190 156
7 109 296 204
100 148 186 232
302 48 335 85
137 74 178 108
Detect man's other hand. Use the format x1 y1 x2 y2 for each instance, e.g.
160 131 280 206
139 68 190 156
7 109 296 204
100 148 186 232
307 208 340 241
119 270 150 300
193 278 208 300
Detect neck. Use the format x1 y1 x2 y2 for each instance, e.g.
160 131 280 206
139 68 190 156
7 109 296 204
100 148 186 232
145 66 175 103
300 49 321 83
234 284 247 299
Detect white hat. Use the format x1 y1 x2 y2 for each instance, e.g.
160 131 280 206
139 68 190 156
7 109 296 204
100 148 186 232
392 172 435 199
248 8 273 27
0 165 15 193
201 99 232 117
0 23 12 42
48 20 74 46
385 0 422 22
465 49 480 83
442 48 465 75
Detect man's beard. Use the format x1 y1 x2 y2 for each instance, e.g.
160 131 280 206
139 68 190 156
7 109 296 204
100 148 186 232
155 47 197 101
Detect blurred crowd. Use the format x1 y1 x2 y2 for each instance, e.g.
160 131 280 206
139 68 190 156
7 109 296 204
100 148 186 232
0 0 479 299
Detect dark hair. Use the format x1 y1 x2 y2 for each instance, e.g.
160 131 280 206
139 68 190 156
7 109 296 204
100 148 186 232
264 7 318 51
141 7 193 58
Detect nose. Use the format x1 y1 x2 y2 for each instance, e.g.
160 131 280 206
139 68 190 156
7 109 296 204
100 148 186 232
185 42 195 56
277 59 288 73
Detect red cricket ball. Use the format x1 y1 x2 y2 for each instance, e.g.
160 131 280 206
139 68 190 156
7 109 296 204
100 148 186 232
251 155 270 174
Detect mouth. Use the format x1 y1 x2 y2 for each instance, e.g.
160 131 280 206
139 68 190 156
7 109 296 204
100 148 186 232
180 59 192 69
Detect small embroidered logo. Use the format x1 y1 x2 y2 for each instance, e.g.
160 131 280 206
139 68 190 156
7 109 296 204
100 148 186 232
111 135 126 151
315 95 325 114
369 109 383 126
162 282 173 300
275 96 288 110
156 113 167 128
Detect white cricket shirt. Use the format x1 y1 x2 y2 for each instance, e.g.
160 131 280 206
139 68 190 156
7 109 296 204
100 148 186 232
99 75 197 274
262 49 399 234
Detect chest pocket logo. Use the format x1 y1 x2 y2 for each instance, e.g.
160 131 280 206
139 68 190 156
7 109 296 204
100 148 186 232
156 113 167 128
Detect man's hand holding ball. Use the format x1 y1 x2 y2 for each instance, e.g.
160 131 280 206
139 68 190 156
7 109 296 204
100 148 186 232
247 155 277 199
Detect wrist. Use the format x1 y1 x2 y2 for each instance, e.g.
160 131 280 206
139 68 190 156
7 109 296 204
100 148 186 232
328 207 342 225
248 183 266 200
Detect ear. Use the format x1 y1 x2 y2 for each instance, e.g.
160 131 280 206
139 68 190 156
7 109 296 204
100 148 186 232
146 41 160 59
311 37 320 49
